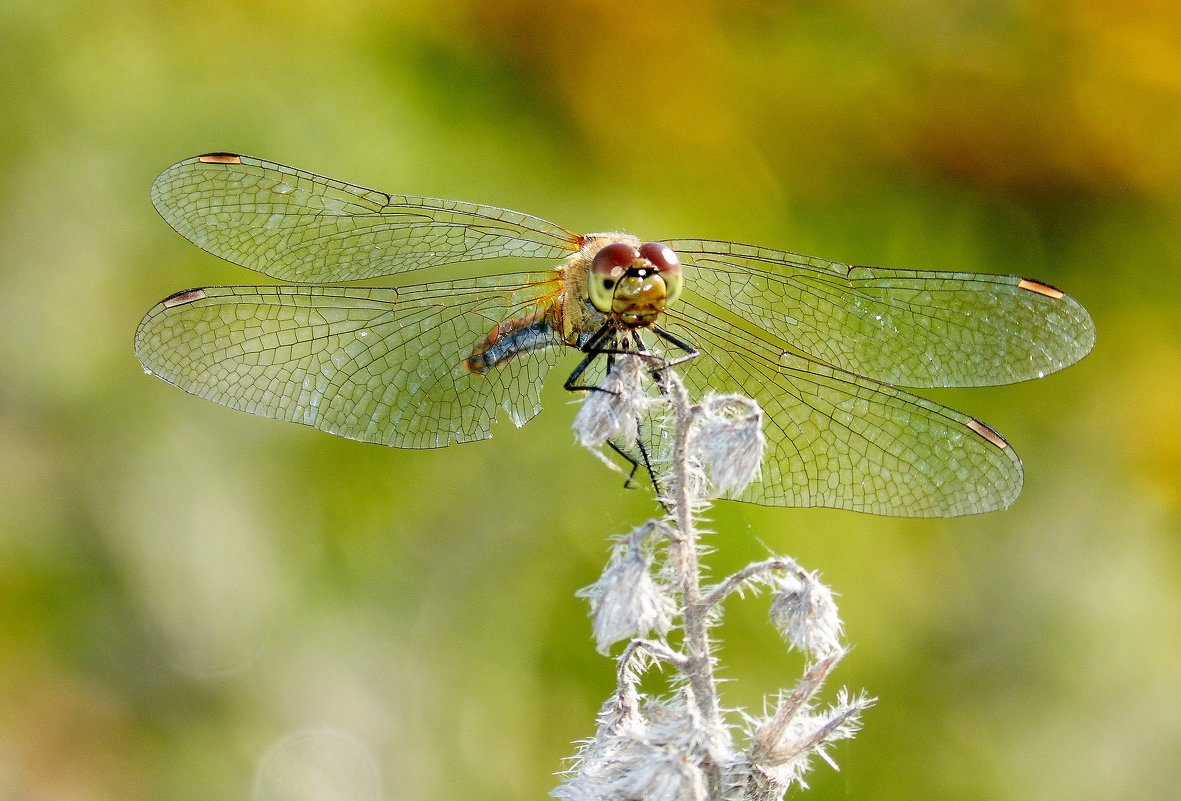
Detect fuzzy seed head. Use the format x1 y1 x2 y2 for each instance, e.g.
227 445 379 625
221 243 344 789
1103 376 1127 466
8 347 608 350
769 573 843 658
696 395 765 496
553 695 713 801
575 356 650 449
577 527 675 654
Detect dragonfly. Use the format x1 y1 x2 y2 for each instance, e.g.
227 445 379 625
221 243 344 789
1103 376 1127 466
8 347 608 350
136 153 1095 517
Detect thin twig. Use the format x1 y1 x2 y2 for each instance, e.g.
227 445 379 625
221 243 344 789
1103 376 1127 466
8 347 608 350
619 638 689 674
749 653 843 765
703 558 810 610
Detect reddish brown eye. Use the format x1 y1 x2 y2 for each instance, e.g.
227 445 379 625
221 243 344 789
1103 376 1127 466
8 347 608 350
640 242 680 273
591 242 640 277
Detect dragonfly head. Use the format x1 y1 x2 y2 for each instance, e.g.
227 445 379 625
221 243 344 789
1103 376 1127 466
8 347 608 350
588 241 683 327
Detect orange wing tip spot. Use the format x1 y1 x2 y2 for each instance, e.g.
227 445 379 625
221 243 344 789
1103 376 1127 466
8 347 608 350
161 288 208 308
967 418 1009 450
197 153 243 164
1017 278 1065 299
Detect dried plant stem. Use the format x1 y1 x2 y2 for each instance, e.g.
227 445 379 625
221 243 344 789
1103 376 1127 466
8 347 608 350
559 363 871 801
663 374 725 797
748 654 841 766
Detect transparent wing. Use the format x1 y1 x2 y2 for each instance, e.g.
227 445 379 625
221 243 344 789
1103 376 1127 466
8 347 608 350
134 273 567 448
151 154 583 282
656 301 1024 516
667 238 1095 388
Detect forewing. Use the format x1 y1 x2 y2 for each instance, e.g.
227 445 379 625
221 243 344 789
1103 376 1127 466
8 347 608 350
661 301 1024 516
134 273 567 448
151 154 583 282
667 239 1095 388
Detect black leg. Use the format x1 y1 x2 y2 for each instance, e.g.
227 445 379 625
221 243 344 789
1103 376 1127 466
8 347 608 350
565 323 695 516
605 433 673 514
651 325 700 367
605 439 642 486
565 326 676 393
564 323 615 393
626 325 700 391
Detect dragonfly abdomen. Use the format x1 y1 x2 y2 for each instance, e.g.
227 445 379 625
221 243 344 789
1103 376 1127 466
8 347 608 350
464 308 565 374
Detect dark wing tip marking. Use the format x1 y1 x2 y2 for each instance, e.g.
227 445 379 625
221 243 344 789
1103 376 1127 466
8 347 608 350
160 288 208 308
1017 278 1065 299
196 153 243 164
967 418 1009 450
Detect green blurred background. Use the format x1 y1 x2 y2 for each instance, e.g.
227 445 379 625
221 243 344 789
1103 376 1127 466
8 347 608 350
2 1 1178 799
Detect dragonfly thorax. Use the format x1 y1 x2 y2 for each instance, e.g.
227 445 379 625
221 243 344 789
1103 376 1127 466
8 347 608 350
587 241 683 328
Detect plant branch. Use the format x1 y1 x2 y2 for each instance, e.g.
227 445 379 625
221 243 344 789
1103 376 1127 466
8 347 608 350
702 558 810 610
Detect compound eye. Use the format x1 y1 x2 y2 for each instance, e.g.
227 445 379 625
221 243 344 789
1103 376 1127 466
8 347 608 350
591 242 640 279
588 242 639 313
639 242 681 274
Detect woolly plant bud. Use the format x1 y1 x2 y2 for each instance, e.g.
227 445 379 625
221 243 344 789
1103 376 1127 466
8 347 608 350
574 356 649 449
695 395 764 495
577 524 675 655
769 571 843 658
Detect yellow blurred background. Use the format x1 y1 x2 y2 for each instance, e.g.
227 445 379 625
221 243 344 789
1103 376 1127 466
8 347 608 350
1 1 1179 799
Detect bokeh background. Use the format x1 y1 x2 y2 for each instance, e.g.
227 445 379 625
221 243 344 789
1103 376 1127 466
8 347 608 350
2 1 1179 799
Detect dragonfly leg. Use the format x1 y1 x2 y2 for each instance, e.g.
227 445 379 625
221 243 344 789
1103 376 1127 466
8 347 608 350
605 438 642 486
628 325 701 393
566 325 661 392
565 323 618 393
651 325 701 368
566 324 699 393
605 435 672 514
